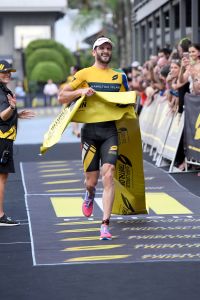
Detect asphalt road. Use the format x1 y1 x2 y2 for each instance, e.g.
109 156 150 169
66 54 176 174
1 108 200 300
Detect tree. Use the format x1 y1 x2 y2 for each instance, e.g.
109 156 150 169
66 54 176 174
30 62 65 83
68 0 133 67
25 39 76 84
26 48 67 77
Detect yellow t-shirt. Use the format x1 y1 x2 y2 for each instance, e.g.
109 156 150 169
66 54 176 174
69 66 129 92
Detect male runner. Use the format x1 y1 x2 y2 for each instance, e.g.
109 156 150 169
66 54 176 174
58 36 129 240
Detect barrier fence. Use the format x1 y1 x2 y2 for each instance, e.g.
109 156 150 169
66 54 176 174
139 92 200 173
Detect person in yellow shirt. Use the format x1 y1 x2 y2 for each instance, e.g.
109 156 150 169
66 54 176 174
58 36 129 240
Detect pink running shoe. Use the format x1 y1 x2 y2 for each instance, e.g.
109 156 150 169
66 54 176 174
82 190 95 217
100 224 112 240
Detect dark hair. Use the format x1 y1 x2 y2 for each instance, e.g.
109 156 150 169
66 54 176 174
189 43 200 52
160 65 170 78
158 47 172 57
122 67 132 81
179 38 192 52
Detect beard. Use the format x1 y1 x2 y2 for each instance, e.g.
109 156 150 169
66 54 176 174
96 53 112 65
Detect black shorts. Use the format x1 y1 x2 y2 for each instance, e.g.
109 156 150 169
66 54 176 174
81 121 118 172
0 139 15 173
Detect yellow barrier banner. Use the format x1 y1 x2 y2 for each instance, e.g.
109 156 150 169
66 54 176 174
40 91 147 215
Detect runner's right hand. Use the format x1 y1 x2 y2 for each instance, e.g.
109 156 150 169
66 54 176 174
81 87 95 97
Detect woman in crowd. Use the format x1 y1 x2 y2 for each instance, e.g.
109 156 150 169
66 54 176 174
179 43 200 95
166 59 181 113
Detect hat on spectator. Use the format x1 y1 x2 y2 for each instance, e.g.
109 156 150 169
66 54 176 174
0 60 16 73
131 61 140 68
93 37 113 50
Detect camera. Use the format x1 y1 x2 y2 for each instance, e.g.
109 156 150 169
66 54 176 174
0 150 10 165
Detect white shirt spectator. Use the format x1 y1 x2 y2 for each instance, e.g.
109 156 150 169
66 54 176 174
43 79 58 96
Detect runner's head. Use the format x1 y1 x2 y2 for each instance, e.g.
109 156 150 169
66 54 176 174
92 36 113 66
93 36 113 50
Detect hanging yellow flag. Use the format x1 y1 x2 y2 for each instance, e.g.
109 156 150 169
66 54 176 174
113 117 147 214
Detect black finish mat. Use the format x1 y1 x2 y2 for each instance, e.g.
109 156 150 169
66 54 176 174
21 158 200 265
1 144 200 300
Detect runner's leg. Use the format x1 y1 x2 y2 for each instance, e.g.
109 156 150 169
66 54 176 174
101 163 115 220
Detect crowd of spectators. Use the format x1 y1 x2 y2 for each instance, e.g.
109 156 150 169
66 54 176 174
123 38 200 171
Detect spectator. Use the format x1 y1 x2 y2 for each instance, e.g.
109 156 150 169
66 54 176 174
15 81 27 107
166 60 181 113
15 81 26 98
179 43 200 95
0 60 35 226
158 47 172 60
43 79 59 107
152 57 169 93
178 38 192 58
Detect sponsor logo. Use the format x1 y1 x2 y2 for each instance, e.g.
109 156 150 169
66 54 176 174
109 145 118 155
89 82 121 91
118 154 132 166
194 113 200 140
118 127 129 144
121 193 135 214
110 145 118 151
112 74 118 80
79 100 87 108
117 154 133 188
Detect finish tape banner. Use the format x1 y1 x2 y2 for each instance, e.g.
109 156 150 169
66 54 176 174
40 91 136 153
40 91 147 215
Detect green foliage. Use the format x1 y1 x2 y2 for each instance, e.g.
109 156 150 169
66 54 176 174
68 0 95 9
25 39 76 85
79 49 94 67
26 48 67 76
25 39 75 64
29 62 65 83
68 0 119 31
72 9 102 31
28 80 39 94
68 0 118 11
67 0 133 66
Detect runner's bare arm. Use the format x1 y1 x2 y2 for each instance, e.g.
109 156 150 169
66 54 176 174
58 84 95 105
